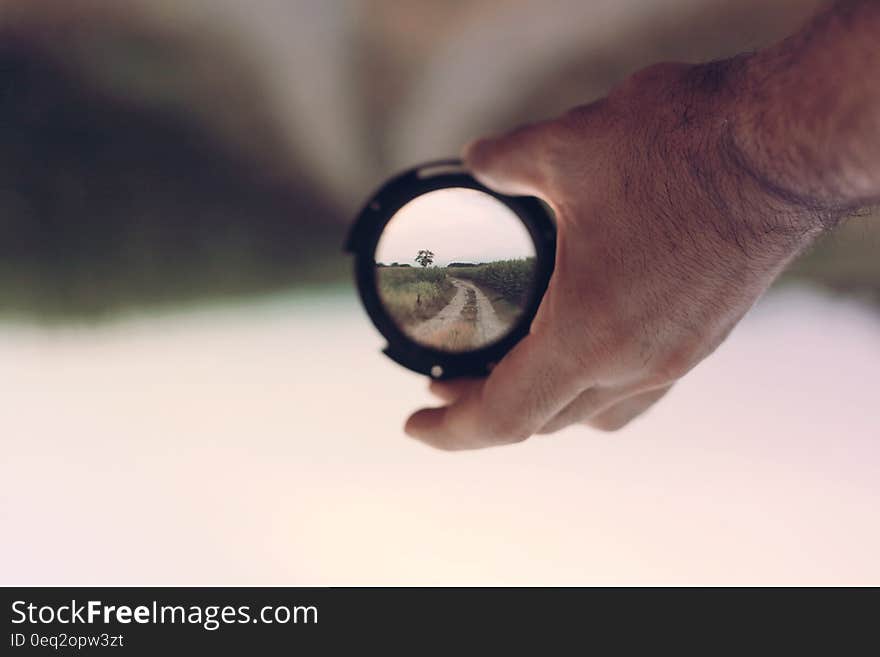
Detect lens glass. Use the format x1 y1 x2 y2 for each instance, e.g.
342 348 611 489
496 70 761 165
375 188 537 353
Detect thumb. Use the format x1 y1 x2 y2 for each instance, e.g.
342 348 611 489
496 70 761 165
462 120 555 198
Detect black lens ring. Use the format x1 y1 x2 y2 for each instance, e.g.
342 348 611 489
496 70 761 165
345 159 556 380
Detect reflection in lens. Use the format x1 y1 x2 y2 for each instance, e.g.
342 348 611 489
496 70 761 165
374 188 537 353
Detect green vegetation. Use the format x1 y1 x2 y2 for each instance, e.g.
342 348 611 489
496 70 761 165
376 258 535 340
376 266 455 327
446 258 535 325
0 39 347 321
448 258 536 307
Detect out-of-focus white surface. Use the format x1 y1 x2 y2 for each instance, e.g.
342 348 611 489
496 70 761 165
1 286 878 585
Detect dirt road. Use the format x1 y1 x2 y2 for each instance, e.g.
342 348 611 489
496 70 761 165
408 277 508 352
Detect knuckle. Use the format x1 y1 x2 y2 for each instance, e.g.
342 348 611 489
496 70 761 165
482 411 532 444
535 424 559 436
647 347 694 384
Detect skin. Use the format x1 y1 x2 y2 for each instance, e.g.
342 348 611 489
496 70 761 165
405 0 880 450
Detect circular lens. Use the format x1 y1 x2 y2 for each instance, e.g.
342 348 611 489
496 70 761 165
374 187 538 353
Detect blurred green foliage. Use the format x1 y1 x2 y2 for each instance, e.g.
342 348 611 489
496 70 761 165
0 4 876 323
0 38 346 321
781 214 880 305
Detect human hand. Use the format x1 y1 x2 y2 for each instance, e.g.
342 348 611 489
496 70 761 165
404 60 822 449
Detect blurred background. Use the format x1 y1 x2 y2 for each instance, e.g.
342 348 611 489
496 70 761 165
2 0 878 584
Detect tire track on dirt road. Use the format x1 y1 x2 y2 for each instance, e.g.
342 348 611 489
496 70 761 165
408 277 507 351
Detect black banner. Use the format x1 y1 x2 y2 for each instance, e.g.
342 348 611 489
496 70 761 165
1 586 873 653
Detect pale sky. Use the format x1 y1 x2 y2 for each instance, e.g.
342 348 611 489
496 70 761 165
375 188 535 266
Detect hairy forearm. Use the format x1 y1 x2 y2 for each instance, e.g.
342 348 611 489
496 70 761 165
733 0 880 213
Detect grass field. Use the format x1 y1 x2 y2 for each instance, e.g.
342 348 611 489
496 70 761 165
376 266 456 328
447 258 536 322
378 258 537 332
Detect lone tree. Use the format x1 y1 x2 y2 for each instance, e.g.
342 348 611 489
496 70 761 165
415 249 434 267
